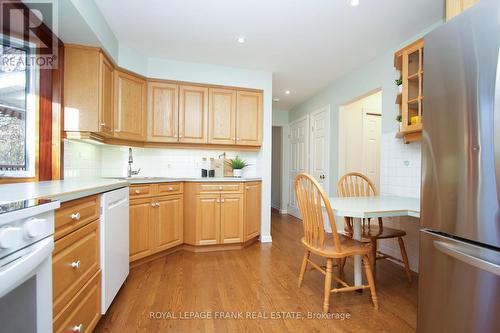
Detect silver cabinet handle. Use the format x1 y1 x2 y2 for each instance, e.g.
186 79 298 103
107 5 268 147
246 186 250 190
221 199 225 203
168 187 173 191
135 189 141 194
71 212 81 220
156 203 160 207
219 186 223 190
114 129 120 132
100 122 106 126
70 260 81 269
236 138 240 141
151 203 156 207
72 324 83 332
232 137 236 140
216 199 220 203
434 241 500 277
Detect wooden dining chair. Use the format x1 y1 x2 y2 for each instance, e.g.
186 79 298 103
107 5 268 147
294 173 378 313
337 172 412 283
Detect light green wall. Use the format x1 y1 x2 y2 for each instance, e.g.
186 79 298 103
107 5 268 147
289 21 442 193
272 109 289 126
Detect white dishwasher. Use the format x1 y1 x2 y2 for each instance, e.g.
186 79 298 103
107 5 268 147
100 187 129 314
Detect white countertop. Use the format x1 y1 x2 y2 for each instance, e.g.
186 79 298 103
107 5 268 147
0 179 129 203
0 177 262 205
327 195 420 218
116 177 262 184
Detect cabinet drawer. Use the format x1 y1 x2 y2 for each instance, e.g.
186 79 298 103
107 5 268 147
129 185 152 198
157 182 183 195
53 271 101 333
55 195 99 240
53 221 100 316
198 183 242 193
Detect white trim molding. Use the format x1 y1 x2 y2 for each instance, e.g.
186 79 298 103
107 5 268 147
260 235 273 243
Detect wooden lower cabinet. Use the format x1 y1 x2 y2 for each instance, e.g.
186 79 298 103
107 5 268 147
129 198 154 261
155 194 183 251
244 182 262 240
195 194 221 245
220 194 244 244
129 187 184 262
53 271 101 333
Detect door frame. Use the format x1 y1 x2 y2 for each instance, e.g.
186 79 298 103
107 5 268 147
309 105 331 197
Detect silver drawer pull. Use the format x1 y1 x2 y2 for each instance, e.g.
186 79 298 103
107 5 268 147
151 203 156 207
100 122 106 126
72 324 83 332
156 203 160 207
70 260 81 269
135 189 141 194
221 199 225 203
219 186 223 190
168 187 173 191
71 212 81 220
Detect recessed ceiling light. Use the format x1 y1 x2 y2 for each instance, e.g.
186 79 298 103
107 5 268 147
273 98 280 103
285 90 291 95
237 36 246 43
350 0 359 6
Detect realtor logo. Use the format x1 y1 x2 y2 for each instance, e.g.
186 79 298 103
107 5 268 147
0 0 58 69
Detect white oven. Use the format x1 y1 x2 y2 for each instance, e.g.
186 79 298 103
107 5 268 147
0 200 59 333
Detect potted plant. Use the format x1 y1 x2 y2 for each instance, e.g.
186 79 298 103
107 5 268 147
227 155 249 178
395 76 403 93
396 114 402 131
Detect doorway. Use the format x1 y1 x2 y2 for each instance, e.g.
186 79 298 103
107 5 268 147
288 105 331 219
271 126 282 212
338 90 382 189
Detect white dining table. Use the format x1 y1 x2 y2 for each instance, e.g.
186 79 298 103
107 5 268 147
326 195 420 286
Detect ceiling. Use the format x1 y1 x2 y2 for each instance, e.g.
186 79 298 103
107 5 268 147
94 0 443 110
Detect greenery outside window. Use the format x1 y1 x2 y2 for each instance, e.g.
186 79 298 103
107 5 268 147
0 37 37 178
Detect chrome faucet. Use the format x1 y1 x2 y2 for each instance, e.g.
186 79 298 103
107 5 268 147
127 148 141 178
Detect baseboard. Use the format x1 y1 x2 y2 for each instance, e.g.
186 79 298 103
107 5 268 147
279 208 287 214
260 235 273 243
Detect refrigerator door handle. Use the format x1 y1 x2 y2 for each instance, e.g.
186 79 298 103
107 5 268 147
494 50 500 210
434 241 500 277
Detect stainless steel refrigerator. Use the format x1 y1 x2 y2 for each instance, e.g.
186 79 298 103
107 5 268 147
419 0 500 332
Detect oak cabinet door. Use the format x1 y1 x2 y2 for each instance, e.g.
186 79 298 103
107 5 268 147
236 91 263 146
147 82 179 142
244 182 261 241
129 199 153 261
220 194 244 244
208 88 236 144
99 54 114 136
155 195 183 251
179 85 209 143
114 70 147 141
195 195 220 245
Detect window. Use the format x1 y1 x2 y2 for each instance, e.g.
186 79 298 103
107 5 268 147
0 40 37 178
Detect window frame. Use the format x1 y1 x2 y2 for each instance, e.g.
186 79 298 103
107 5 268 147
0 35 38 178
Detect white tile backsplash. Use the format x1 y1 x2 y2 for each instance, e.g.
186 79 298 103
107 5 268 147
64 140 102 179
64 140 260 179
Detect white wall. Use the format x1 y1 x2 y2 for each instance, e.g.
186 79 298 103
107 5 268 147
59 0 274 243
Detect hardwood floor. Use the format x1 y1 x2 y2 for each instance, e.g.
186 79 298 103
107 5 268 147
95 211 418 333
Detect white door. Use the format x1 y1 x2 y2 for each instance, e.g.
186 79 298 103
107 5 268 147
288 116 309 218
310 106 330 196
362 112 381 190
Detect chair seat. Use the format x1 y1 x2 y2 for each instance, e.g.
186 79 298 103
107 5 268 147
361 226 406 240
301 234 371 258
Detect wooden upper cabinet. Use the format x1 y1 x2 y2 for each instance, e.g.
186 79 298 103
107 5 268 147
64 45 114 135
179 85 209 143
236 91 263 146
114 70 147 141
147 82 179 142
244 182 261 241
446 0 480 21
99 54 114 136
208 88 237 144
